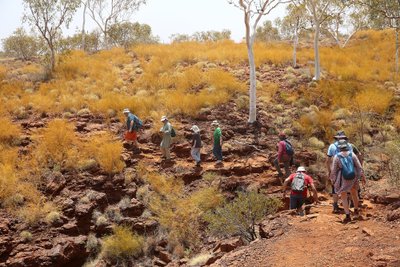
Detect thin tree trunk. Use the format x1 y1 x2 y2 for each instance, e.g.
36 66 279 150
293 31 298 68
50 47 56 72
81 1 87 51
396 27 399 75
314 21 321 80
248 39 257 123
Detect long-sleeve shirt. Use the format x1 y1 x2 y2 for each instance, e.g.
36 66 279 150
160 122 172 148
329 151 363 194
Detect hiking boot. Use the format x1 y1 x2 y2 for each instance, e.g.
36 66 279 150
196 161 201 167
343 214 351 224
332 203 340 214
354 209 360 216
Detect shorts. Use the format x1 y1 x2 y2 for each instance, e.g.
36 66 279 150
290 194 304 210
124 131 137 141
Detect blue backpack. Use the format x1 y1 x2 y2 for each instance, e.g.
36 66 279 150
284 140 294 156
128 114 143 131
338 152 356 180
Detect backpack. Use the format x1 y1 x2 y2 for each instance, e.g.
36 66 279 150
170 127 176 137
338 152 356 180
291 172 305 193
284 140 294 156
133 115 143 131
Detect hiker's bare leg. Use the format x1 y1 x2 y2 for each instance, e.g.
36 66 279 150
161 147 166 158
350 187 359 210
165 147 171 160
341 192 350 214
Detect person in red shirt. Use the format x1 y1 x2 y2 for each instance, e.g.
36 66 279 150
282 166 318 216
274 132 293 184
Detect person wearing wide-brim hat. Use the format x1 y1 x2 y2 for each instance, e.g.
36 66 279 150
211 120 223 164
190 125 202 166
326 130 363 213
330 139 365 223
159 116 172 160
122 108 142 152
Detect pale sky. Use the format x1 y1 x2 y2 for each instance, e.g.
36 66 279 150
0 0 286 44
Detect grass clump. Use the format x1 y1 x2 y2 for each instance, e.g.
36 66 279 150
101 226 144 261
204 191 282 242
20 231 33 242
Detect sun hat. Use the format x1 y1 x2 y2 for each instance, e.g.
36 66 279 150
334 130 348 140
161 116 168 122
337 139 349 151
297 166 306 172
123 108 130 113
211 120 219 126
191 125 200 133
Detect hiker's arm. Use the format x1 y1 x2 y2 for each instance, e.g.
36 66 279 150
277 142 283 161
353 154 365 184
310 183 319 203
164 124 171 134
329 157 338 183
220 134 223 146
129 120 134 132
282 177 290 196
325 157 332 175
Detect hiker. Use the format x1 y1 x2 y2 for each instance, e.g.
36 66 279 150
190 125 202 166
123 108 142 152
160 116 172 160
274 132 294 183
326 130 364 213
211 120 223 164
330 139 366 223
282 166 318 216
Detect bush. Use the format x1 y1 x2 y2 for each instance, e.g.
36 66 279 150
86 133 125 175
101 226 144 260
2 28 41 60
308 137 325 149
86 233 101 254
0 118 21 144
45 211 61 225
20 231 33 242
204 191 282 242
385 140 400 188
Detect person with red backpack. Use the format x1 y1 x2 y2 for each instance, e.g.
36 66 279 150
282 166 318 216
330 140 366 223
274 132 294 184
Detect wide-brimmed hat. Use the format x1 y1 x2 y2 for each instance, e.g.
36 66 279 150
123 108 130 114
334 130 348 139
161 116 168 122
211 120 219 126
297 166 306 172
337 139 349 151
191 125 200 133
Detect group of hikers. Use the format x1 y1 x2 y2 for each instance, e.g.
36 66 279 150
279 131 366 223
123 108 366 224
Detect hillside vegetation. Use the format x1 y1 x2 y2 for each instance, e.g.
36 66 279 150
0 29 400 266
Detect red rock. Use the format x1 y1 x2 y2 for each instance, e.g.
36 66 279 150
120 198 145 217
156 250 172 263
387 209 400 222
45 172 66 195
213 237 244 253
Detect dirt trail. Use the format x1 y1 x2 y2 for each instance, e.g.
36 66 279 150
211 200 400 267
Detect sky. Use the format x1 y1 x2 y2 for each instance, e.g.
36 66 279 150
0 0 287 44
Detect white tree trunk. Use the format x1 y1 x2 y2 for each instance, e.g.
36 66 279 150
248 40 257 123
314 22 321 80
293 31 298 68
396 27 399 75
81 2 87 51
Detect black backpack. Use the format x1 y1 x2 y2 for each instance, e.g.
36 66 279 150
285 140 294 156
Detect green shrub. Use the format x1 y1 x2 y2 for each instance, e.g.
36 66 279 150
101 226 144 260
20 231 33 242
204 191 282 242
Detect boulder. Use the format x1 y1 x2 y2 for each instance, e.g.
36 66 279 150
259 216 289 239
45 172 66 195
387 209 400 222
213 237 244 253
120 198 145 217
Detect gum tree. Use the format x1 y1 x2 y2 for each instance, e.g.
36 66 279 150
228 0 288 123
23 0 81 72
86 0 146 48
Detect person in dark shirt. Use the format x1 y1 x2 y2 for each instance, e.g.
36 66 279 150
190 125 202 166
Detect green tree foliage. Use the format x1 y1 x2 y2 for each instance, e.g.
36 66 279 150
2 28 41 60
255 20 281 42
108 22 158 48
23 0 81 71
170 29 231 43
58 31 101 53
204 191 282 242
